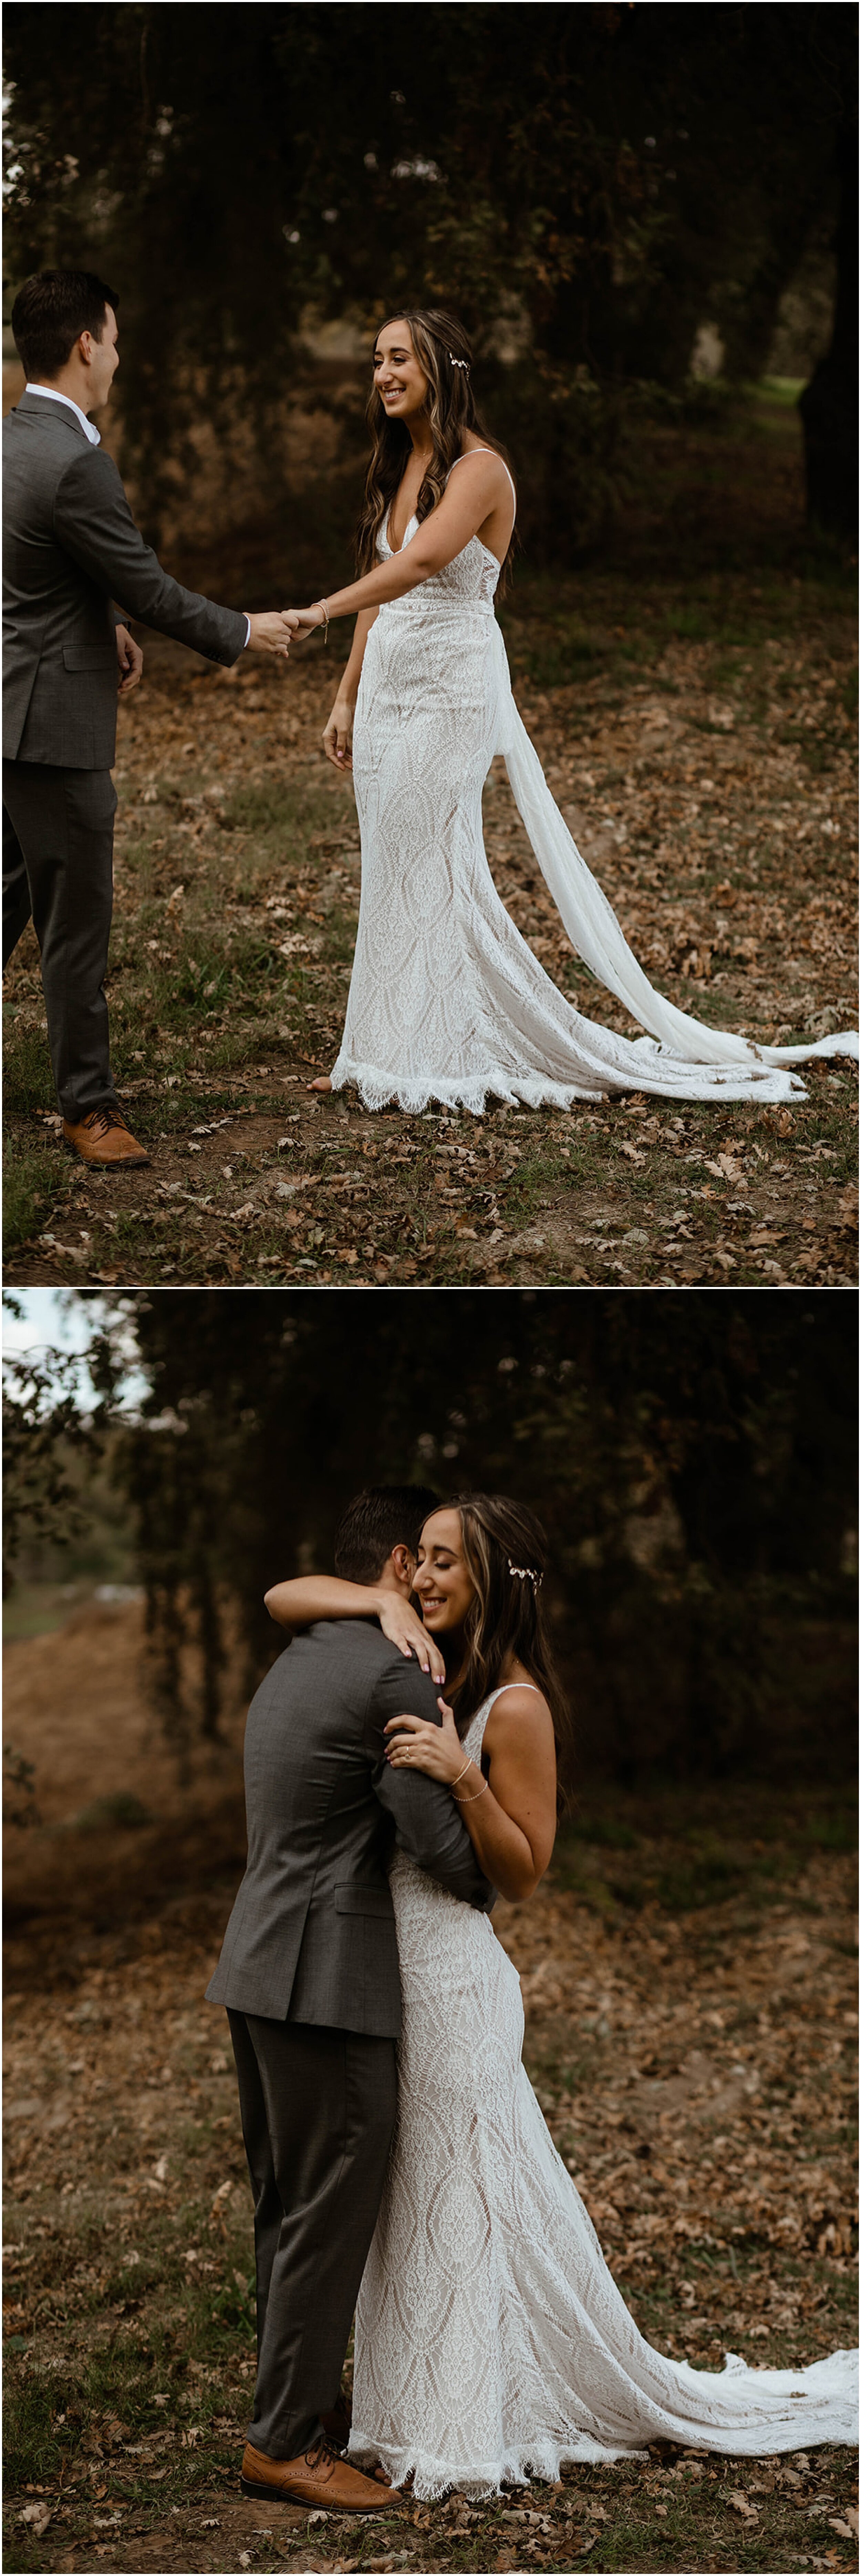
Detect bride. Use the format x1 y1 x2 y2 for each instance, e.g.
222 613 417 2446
286 308 856 1115
268 1495 857 2499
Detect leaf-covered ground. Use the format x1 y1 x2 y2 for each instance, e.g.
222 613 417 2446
3 1784 857 2576
3 397 857 1287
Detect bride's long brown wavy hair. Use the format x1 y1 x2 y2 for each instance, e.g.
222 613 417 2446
427 1493 572 1790
355 309 516 589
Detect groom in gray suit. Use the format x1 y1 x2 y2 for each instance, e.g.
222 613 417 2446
3 269 295 1168
207 1485 492 2514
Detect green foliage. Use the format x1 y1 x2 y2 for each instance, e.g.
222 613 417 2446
66 1790 153 1833
2 1303 138 1602
2 1298 118 1592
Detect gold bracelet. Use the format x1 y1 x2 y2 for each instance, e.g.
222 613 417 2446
450 1758 473 1791
453 1778 488 1804
320 599 330 645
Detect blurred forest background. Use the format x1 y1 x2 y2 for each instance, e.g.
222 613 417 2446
3 1 857 571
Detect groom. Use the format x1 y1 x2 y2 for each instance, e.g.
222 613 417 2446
2 268 296 1168
207 1484 493 2513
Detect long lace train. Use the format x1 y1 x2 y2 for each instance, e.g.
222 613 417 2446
498 636 858 1077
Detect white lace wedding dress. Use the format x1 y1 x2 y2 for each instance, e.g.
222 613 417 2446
348 1690 858 2500
329 471 857 1114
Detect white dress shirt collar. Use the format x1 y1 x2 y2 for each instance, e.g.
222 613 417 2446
25 383 101 446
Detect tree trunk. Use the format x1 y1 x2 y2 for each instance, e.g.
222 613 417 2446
798 124 858 536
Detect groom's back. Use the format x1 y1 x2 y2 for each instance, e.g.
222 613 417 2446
206 1619 439 2034
3 402 111 634
3 400 117 761
242 1619 396 1880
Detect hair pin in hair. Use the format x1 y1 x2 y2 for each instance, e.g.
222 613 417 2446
448 352 470 371
508 1560 542 1590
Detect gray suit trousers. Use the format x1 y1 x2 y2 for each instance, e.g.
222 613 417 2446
2 760 118 1118
227 2011 397 2460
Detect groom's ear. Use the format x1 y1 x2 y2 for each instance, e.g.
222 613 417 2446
390 1541 416 1591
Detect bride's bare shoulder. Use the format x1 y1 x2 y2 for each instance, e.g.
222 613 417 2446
458 437 511 477
485 1676 553 1740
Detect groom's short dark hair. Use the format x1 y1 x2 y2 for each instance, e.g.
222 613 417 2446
334 1485 440 1583
11 270 119 383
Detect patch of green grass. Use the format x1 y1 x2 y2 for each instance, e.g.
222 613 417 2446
2 2371 63 2493
2 1021 56 1117
2 1137 69 1252
550 1787 859 1919
3 1581 100 1642
153 931 282 1031
218 777 329 833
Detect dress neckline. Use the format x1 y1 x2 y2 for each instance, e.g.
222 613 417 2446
383 504 504 573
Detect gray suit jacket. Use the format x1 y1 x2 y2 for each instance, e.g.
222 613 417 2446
2 393 248 768
206 1620 493 2035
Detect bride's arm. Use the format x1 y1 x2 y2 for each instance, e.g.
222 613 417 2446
384 1688 557 1903
290 451 511 635
322 607 378 773
263 1573 445 1679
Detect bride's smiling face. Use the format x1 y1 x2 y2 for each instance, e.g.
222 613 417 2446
372 320 429 425
413 1507 475 1633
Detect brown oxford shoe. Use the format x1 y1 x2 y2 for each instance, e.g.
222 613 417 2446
240 2433 400 2512
62 1106 150 1168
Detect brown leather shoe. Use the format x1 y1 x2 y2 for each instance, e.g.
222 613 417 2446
240 2434 399 2512
62 1107 150 1168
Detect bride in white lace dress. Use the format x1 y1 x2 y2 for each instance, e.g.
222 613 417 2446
288 309 856 1114
277 1495 857 2500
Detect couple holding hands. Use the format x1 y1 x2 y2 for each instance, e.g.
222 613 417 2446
7 270 847 1198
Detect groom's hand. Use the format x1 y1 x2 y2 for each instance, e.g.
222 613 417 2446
116 624 143 695
246 611 299 658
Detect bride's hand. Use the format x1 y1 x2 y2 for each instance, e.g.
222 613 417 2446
384 1696 467 1784
323 695 354 771
284 604 327 645
376 1595 446 1684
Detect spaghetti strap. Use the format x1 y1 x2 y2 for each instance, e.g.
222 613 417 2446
448 447 517 517
483 1681 545 1707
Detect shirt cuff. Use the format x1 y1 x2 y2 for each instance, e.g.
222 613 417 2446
243 616 251 647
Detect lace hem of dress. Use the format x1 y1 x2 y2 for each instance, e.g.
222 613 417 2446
349 2344 859 2498
329 1057 604 1113
348 2426 646 2501
328 1051 810 1117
